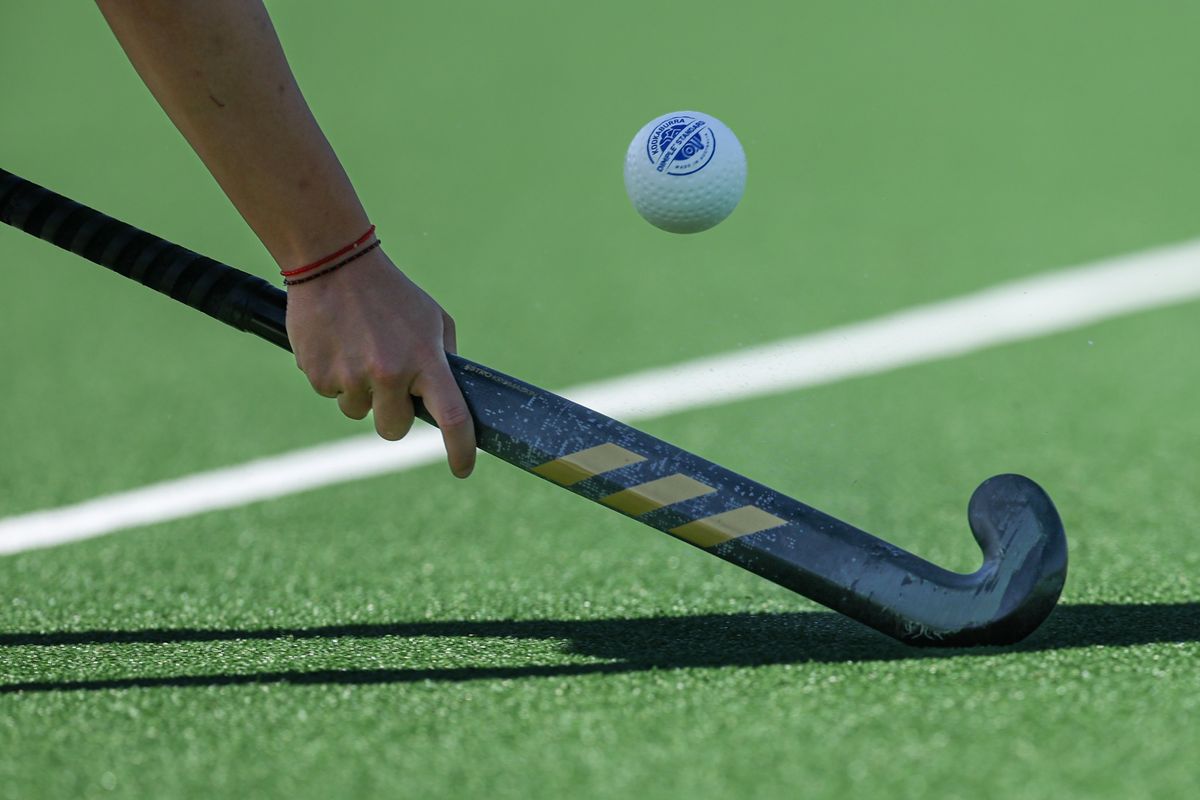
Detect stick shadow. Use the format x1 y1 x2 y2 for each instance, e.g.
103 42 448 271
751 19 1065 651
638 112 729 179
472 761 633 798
2 602 1195 694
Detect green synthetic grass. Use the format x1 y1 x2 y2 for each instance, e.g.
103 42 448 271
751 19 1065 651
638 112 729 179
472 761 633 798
2 2 1199 798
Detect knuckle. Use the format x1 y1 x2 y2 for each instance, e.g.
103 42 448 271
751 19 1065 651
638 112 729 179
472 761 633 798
366 359 408 386
334 366 362 389
413 337 446 359
417 355 452 379
410 350 439 371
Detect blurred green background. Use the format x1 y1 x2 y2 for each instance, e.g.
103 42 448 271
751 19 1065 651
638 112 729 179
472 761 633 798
2 2 1198 798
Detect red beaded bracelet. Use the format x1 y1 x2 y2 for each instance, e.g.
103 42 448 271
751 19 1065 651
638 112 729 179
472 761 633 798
282 238 382 286
280 224 376 278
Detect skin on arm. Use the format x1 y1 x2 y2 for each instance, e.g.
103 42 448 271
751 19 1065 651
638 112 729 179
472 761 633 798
94 0 475 477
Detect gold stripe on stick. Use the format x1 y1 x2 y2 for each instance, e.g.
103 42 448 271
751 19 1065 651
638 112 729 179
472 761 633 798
532 443 646 486
669 506 788 548
600 474 716 517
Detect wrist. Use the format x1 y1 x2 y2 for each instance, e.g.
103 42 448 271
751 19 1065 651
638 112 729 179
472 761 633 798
284 244 393 295
280 224 380 285
266 205 372 270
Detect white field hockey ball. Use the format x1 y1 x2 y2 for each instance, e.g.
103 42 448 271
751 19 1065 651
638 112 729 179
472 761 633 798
623 111 746 233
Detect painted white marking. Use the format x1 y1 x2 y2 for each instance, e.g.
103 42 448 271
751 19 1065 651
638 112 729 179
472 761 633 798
579 240 1200 419
2 239 1199 555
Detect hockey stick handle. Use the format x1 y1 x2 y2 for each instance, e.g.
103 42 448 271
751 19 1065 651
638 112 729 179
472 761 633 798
0 169 290 349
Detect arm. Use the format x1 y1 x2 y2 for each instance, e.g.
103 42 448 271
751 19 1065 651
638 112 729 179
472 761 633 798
95 0 475 477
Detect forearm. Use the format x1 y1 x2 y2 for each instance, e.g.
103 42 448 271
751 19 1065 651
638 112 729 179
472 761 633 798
98 1 477 472
96 0 369 267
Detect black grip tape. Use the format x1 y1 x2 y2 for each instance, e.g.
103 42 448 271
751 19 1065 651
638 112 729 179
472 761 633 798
0 168 290 350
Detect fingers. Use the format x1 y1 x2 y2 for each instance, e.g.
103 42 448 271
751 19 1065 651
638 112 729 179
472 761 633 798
307 358 466 478
412 359 477 479
336 385 372 420
442 311 458 354
369 373 416 441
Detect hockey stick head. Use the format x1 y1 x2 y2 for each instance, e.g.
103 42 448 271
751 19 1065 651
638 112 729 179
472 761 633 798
958 473 1068 645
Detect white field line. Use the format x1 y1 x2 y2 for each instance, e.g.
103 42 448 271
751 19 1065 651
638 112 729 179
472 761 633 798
3 239 1200 555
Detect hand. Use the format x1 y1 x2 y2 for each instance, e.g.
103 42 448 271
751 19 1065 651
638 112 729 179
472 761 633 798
285 249 476 478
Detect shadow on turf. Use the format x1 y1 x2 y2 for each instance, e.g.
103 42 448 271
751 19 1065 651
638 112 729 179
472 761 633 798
2 602 1196 693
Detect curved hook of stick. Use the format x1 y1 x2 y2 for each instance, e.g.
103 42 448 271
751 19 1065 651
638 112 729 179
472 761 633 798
955 473 1069 645
702 470 1068 647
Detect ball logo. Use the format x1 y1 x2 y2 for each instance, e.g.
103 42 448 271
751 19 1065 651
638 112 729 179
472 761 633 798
645 115 716 176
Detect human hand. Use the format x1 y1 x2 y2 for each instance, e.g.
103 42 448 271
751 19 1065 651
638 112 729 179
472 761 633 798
285 249 476 478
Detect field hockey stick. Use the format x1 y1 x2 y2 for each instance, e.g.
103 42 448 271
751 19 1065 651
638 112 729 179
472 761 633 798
0 168 1067 646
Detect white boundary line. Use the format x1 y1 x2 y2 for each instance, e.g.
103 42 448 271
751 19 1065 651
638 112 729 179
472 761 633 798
3 239 1199 555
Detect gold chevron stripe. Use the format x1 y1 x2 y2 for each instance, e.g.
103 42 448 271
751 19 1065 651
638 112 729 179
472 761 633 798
532 443 646 486
670 506 788 548
600 474 716 516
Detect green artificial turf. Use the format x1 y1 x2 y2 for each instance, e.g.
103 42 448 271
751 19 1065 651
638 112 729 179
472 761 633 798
2 2 1199 798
